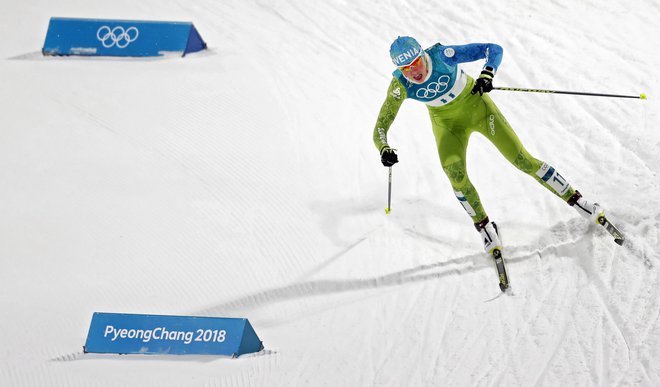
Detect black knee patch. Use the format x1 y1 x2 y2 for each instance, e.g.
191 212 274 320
474 217 490 231
567 190 582 206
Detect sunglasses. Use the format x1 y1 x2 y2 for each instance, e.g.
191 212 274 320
399 54 425 73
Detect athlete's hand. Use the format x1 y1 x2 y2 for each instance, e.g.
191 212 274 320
380 147 398 167
471 67 495 96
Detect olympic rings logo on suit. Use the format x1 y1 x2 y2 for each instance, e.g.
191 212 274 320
416 75 451 99
96 26 139 48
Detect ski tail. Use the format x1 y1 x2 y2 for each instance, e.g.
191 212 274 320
597 215 625 246
492 249 510 292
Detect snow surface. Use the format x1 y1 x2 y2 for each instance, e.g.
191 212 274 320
1 0 660 385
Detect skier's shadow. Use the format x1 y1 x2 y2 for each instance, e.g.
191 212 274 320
195 237 588 318
196 251 483 317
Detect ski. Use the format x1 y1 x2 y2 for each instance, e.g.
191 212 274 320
597 215 625 246
492 249 510 292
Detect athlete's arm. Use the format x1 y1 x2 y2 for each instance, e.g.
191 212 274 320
373 77 407 153
439 43 503 73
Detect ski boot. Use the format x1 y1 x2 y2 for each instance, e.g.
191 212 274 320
476 218 510 292
568 191 625 245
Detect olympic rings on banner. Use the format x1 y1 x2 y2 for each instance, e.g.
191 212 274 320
96 26 139 48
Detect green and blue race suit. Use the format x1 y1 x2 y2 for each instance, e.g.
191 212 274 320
373 43 576 223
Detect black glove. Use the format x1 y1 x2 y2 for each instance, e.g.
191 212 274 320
471 67 495 96
380 147 398 167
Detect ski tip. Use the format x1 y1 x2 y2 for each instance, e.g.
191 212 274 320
385 207 391 214
615 238 625 246
640 93 647 100
484 285 514 302
499 282 509 292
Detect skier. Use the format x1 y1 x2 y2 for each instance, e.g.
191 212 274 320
373 36 619 291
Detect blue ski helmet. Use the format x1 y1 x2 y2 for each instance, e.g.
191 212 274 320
390 36 422 67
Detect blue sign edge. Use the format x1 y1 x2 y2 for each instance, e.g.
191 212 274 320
50 16 195 26
184 25 207 55
238 319 265 356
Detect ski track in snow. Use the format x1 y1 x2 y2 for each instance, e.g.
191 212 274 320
1 0 660 386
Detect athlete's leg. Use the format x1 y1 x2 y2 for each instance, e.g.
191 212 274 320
429 110 489 224
474 95 609 222
427 79 504 254
476 94 576 201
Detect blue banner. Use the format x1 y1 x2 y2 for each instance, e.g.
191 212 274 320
84 313 263 357
43 17 207 57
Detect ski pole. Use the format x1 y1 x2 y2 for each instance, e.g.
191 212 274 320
385 166 393 214
494 87 647 100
